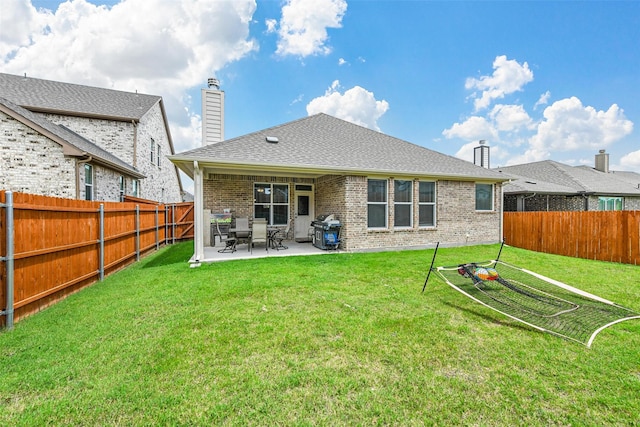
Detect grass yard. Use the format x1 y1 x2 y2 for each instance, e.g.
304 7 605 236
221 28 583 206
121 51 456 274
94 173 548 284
1 242 639 426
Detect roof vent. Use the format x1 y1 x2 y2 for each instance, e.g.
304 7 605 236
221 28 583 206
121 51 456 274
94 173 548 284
266 136 279 143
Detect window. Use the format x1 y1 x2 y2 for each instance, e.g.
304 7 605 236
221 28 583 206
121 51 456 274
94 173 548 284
419 181 436 227
254 183 289 225
150 138 155 164
157 143 161 167
119 176 125 202
394 180 413 227
475 183 494 211
132 179 139 197
368 179 387 228
598 197 623 211
84 164 93 201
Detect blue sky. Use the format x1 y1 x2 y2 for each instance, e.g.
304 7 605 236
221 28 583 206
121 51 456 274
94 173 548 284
2 0 639 191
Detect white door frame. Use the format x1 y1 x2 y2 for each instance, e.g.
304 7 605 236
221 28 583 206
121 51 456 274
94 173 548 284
294 186 314 242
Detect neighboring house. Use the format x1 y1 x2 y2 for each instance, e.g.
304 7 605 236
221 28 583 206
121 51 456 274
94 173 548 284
496 150 640 211
0 72 183 203
169 93 508 261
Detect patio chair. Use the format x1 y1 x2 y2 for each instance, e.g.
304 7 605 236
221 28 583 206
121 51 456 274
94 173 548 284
251 219 268 252
234 217 251 250
272 221 290 250
216 220 236 253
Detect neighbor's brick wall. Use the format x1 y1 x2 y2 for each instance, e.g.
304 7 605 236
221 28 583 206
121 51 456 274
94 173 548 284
622 196 640 210
41 113 135 164
0 111 76 198
42 104 182 203
504 194 640 211
135 105 182 203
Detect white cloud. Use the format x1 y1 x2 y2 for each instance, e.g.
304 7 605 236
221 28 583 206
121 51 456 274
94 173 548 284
465 55 534 111
0 0 51 59
442 116 498 142
619 150 640 170
338 57 347 66
0 0 258 153
489 104 533 132
275 0 347 57
530 97 633 152
505 148 550 166
534 90 551 110
306 80 389 131
265 18 277 33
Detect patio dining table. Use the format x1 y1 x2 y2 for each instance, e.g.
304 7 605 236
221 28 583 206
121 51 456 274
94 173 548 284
229 227 252 251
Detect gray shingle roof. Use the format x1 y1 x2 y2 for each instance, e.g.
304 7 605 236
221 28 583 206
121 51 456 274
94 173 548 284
0 72 159 121
0 96 144 178
497 160 640 196
172 113 507 180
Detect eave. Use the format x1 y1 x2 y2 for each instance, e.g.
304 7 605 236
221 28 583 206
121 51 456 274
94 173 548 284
169 156 511 183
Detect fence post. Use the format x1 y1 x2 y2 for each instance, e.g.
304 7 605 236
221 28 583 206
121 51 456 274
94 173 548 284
136 204 140 261
155 205 159 250
164 205 169 245
1 191 14 330
99 204 104 281
172 204 176 245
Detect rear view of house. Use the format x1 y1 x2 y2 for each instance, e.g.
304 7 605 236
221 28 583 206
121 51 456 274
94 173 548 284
0 73 183 202
170 84 508 261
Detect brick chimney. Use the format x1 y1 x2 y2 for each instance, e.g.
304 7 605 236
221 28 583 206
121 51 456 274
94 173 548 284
595 149 609 173
201 78 224 146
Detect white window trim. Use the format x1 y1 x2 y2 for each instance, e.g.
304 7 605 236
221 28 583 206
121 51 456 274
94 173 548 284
84 164 93 201
253 182 290 225
367 178 388 229
418 180 437 228
393 179 413 229
475 182 495 212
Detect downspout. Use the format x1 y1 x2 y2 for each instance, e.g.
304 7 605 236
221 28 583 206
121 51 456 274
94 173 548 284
132 120 138 168
75 155 93 199
522 192 536 212
578 192 593 211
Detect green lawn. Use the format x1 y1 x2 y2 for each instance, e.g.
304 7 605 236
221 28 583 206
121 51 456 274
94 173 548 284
1 243 639 426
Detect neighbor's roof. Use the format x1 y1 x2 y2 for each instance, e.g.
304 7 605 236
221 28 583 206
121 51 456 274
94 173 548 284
170 113 508 181
0 96 144 179
496 160 640 196
0 72 160 122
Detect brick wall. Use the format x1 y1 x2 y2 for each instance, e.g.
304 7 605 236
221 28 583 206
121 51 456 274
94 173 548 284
203 173 502 251
342 178 502 251
42 103 182 203
0 111 76 198
505 194 640 211
135 105 183 203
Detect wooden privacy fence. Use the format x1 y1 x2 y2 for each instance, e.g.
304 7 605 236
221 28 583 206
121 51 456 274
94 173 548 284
0 191 194 329
503 211 640 265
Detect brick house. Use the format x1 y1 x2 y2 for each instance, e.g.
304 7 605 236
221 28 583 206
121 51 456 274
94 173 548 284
0 73 183 202
497 150 640 211
170 105 508 261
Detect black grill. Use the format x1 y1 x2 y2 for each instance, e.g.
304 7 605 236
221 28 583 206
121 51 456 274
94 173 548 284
311 215 341 250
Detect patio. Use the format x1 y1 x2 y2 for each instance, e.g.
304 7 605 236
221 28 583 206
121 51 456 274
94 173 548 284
191 239 342 265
